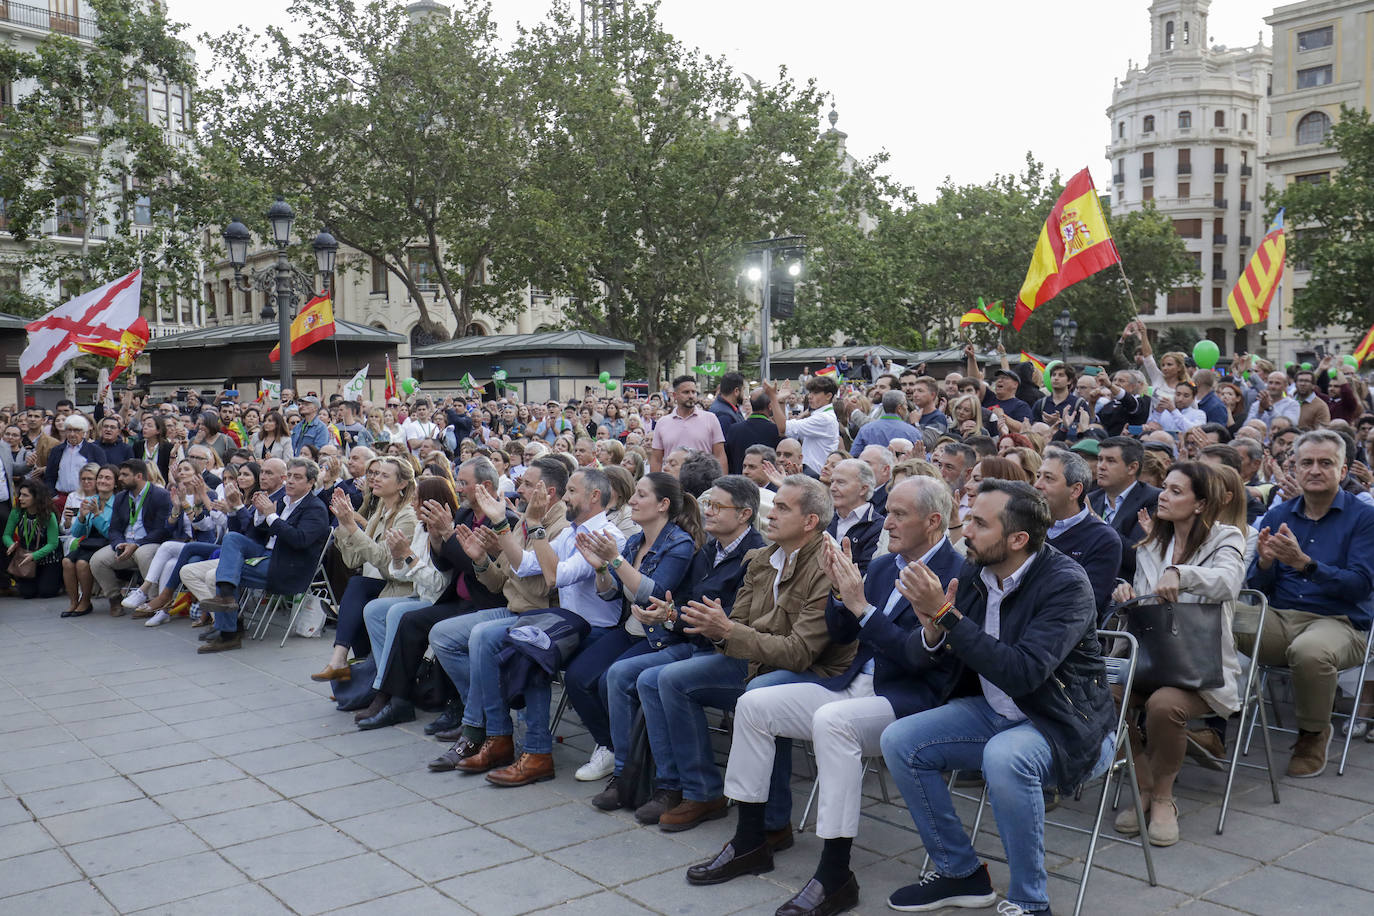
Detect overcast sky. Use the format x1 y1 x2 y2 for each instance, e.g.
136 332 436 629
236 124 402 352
171 0 1280 200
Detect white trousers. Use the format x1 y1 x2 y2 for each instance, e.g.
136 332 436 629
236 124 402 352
145 541 187 590
724 674 895 839
180 559 221 601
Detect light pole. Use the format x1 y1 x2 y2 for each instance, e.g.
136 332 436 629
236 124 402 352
222 197 337 392
745 236 804 383
1051 307 1078 366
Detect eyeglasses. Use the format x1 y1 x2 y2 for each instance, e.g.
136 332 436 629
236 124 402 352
189 454 210 462
699 497 741 514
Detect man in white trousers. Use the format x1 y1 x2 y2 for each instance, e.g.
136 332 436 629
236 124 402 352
685 477 963 916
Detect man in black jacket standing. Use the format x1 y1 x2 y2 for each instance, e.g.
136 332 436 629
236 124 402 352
880 480 1115 915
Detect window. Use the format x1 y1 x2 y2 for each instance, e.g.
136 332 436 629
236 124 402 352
1167 287 1201 314
1242 113 1249 130
1165 21 1175 51
1177 148 1191 173
1179 110 1192 129
1297 26 1333 51
130 83 147 121
370 255 388 294
1118 121 1125 139
56 195 84 235
0 267 20 297
49 0 80 36
134 194 151 226
1214 110 1225 128
1173 219 1202 239
1143 185 1154 202
1 81 13 120
1295 171 1330 185
1213 287 1224 311
1143 114 1155 133
1212 252 1224 273
1183 21 1191 44
408 248 437 289
149 83 167 128
1178 181 1190 198
1297 110 1332 145
169 88 185 130
1296 65 1334 89
220 279 231 319
1213 217 1225 237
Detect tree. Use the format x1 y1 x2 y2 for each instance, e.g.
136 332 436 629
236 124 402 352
0 0 205 320
200 0 533 338
1269 105 1374 345
506 2 850 385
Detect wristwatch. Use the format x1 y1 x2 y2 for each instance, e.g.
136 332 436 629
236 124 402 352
610 556 624 570
934 604 961 631
1302 559 1318 577
404 555 417 566
528 526 548 541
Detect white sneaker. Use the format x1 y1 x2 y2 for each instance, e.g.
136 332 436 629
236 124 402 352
575 745 615 781
121 588 148 609
144 610 171 627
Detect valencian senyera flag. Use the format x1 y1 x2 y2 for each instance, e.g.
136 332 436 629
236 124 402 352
960 297 1010 328
1227 209 1285 329
269 296 336 362
1013 168 1122 330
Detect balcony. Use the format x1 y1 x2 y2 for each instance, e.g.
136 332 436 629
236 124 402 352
1113 173 1125 184
1240 235 1253 247
1240 200 1253 212
1213 270 1228 283
0 1 97 40
1140 167 1155 179
1178 163 1192 175
1214 163 1229 174
1240 165 1253 177
1213 234 1228 245
1214 198 1228 209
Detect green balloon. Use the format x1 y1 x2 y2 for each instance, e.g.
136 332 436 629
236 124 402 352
605 380 618 390
1284 360 1295 369
1344 355 1359 367
1301 361 1313 371
1192 339 1220 370
1330 368 1340 379
598 371 611 384
401 377 418 395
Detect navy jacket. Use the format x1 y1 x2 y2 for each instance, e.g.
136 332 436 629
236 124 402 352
255 492 331 596
710 397 743 437
44 441 108 491
821 538 962 718
1088 481 1160 583
1197 390 1229 426
108 484 174 547
432 505 520 609
318 478 365 527
871 483 889 516
1047 511 1123 621
904 544 1116 792
724 415 782 475
654 527 764 650
828 504 885 575
97 438 133 466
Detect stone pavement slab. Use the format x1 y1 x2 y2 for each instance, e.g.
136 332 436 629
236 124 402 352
3 593 1374 915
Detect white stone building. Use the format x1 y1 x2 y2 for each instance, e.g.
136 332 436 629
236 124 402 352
1106 0 1272 356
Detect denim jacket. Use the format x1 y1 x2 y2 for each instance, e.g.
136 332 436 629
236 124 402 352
597 522 696 643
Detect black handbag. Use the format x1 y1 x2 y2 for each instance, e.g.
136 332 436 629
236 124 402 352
1118 595 1225 692
617 708 655 811
411 653 455 712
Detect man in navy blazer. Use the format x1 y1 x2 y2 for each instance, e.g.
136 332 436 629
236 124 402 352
1087 436 1159 582
91 459 173 616
44 415 106 497
690 478 959 913
193 457 330 652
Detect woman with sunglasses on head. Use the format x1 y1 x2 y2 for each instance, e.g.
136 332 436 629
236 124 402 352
61 465 118 616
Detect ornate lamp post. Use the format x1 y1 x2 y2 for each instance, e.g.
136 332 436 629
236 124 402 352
1051 307 1078 365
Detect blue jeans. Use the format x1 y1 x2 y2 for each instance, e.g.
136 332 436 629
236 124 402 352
606 641 695 773
564 628 642 749
169 542 217 590
364 595 435 690
429 607 515 724
880 696 1115 913
212 532 270 633
636 651 800 828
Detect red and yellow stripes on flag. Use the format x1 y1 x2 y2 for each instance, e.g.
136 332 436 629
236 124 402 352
268 296 336 362
1020 351 1047 375
385 355 397 401
73 316 150 381
1354 324 1374 366
1013 168 1122 330
960 298 1010 328
1227 211 1285 329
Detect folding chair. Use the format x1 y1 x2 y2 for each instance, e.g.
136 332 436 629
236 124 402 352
1242 597 1374 776
275 529 338 646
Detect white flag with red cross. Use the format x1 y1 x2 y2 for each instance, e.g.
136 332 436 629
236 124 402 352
21 269 143 385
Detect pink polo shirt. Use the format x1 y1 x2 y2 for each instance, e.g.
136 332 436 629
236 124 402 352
651 407 724 457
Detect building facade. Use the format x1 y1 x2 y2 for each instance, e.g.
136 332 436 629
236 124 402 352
1263 0 1374 363
1107 0 1272 356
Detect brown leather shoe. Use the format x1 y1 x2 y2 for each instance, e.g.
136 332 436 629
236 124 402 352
456 736 515 774
109 598 125 617
310 665 353 683
485 752 555 787
131 606 156 620
658 796 729 832
766 825 795 852
1288 726 1331 778
197 631 243 654
428 736 484 772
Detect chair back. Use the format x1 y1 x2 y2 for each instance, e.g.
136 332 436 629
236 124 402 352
1098 628 1138 751
1232 588 1268 641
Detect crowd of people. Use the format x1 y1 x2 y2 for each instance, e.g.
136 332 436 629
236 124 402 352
3 314 1373 916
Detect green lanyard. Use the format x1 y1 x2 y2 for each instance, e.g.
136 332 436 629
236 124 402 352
129 484 150 527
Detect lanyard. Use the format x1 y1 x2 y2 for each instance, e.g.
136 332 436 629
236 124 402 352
129 484 150 526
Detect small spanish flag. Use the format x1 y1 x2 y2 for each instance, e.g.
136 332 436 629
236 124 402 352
384 354 397 401
960 297 1009 328
1013 169 1121 330
1227 210 1285 329
1020 351 1047 375
814 365 838 378
268 296 335 363
1354 323 1374 366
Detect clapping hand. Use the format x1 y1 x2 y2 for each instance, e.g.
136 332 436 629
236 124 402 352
252 491 275 517
522 480 550 520
821 536 866 616
418 499 455 541
386 526 410 561
1136 507 1153 538
470 483 505 521
1260 523 1310 571
760 460 786 489
679 595 731 640
329 488 356 528
576 529 620 568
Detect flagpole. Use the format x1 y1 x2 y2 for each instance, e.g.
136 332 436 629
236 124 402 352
1115 258 1142 320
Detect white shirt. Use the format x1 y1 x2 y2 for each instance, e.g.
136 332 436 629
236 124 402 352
400 419 440 451
256 494 302 550
58 442 88 493
834 502 874 544
1048 505 1091 540
977 556 1035 721
769 546 800 605
858 538 948 674
514 510 627 628
785 405 840 474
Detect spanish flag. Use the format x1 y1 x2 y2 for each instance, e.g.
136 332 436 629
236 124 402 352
74 316 150 381
1020 351 1047 375
268 296 335 363
1227 210 1285 329
960 297 1009 328
1013 169 1121 330
384 354 397 401
1354 323 1374 366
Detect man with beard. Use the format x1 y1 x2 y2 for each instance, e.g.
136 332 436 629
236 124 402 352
650 375 727 473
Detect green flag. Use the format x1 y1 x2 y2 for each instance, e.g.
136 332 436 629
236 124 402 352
458 372 477 390
691 361 728 377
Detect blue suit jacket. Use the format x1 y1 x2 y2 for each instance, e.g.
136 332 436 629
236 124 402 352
828 505 885 575
820 538 963 718
108 484 174 547
255 492 331 596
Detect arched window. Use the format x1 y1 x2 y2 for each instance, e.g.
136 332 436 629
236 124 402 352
1143 114 1156 133
1165 21 1175 51
1297 110 1332 145
1118 121 1125 138
464 322 488 337
1214 110 1225 128
1179 110 1192 129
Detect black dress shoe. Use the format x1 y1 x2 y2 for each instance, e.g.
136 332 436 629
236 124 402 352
686 841 773 886
776 874 858 916
425 700 464 735
428 735 482 772
357 700 416 731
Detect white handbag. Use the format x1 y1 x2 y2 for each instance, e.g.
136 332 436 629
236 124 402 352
291 594 329 638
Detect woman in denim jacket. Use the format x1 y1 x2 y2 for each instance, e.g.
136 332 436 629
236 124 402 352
563 472 703 783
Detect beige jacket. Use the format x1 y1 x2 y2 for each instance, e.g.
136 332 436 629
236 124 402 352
476 502 571 614
337 503 418 598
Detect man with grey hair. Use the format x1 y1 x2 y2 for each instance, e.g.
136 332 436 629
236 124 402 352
693 477 960 906
850 390 921 456
1035 448 1123 619
827 458 884 574
45 412 105 500
859 444 896 515
644 474 855 834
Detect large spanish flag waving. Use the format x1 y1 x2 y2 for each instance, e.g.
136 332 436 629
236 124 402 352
1227 210 1285 329
1012 168 1122 330
268 296 336 363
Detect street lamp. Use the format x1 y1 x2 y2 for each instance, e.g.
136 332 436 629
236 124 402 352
1051 307 1078 365
222 197 338 392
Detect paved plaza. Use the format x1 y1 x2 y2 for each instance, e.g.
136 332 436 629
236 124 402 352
2 595 1374 915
